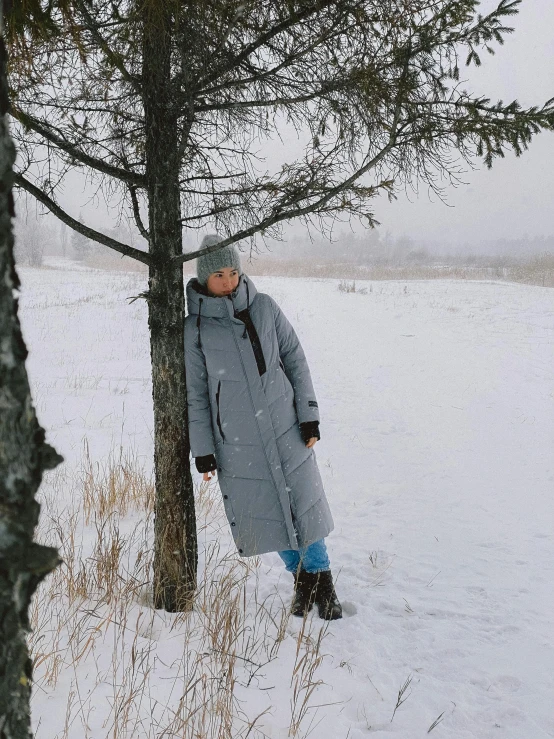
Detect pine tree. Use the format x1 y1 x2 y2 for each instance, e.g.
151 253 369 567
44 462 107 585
71 212 91 261
60 220 67 257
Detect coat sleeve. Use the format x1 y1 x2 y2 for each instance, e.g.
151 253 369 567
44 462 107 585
269 296 320 425
184 320 216 458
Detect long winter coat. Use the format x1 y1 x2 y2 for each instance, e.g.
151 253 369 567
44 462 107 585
184 275 334 556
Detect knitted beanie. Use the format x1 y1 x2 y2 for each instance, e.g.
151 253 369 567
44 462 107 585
196 234 242 285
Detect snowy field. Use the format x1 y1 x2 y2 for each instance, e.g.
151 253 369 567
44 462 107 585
18 262 554 739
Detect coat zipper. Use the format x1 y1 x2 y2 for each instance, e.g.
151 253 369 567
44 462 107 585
215 380 225 442
225 311 297 547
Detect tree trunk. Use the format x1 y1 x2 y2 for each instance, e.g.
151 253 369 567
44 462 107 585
0 32 62 738
142 6 197 611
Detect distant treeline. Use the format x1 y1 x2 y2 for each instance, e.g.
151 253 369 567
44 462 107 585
12 201 553 269
257 231 554 267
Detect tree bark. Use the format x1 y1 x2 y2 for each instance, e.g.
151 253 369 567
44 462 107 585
142 5 197 611
0 30 62 739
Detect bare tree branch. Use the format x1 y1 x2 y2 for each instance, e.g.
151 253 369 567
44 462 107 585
14 173 152 265
194 84 340 112
11 106 145 187
195 0 338 90
129 185 150 243
174 142 397 266
74 0 141 93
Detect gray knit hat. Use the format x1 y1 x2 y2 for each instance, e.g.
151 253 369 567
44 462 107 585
196 234 242 286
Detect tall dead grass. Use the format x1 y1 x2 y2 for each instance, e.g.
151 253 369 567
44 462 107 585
82 439 154 523
81 249 554 287
246 255 554 286
30 443 332 738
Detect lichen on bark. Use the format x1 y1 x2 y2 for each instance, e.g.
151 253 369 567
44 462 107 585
0 28 62 739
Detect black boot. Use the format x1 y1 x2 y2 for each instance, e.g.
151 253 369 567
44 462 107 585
314 570 343 620
290 569 318 617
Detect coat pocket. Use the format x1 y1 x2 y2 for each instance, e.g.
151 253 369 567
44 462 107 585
215 380 226 442
279 359 294 396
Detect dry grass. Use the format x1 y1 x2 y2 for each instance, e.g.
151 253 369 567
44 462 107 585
83 249 194 278
29 242 552 288
288 618 330 737
246 255 554 287
81 439 154 524
84 250 149 274
81 249 554 288
506 252 554 287
30 444 332 738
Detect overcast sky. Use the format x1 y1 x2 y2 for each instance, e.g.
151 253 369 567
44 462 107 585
371 0 554 246
278 0 554 248
28 1 554 251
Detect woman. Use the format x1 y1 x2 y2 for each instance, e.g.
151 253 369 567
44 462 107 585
184 235 342 620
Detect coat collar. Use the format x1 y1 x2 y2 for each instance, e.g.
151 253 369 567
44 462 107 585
186 274 258 318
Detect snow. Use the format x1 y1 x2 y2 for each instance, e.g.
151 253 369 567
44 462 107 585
17 262 554 738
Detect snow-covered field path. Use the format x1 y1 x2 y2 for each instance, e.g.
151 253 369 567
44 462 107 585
19 264 554 738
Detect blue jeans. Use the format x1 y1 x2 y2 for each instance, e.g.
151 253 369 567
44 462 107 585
278 538 330 574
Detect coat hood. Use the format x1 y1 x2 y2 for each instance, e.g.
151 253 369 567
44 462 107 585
186 273 258 319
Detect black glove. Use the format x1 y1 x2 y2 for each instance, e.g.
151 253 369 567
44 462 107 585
299 421 320 444
195 454 217 474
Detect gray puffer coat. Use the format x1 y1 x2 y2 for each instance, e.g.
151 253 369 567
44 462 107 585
184 275 334 556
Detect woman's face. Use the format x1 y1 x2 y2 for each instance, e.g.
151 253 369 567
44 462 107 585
206 267 240 297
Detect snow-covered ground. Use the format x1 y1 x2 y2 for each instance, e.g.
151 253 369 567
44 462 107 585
18 262 554 738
